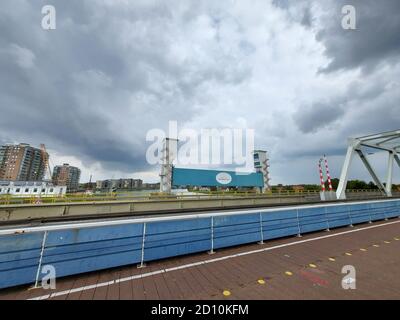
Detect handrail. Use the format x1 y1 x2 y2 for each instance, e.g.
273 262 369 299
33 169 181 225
1 197 399 290
1 197 399 235
0 189 395 206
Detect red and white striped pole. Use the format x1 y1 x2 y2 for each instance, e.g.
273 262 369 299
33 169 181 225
323 155 333 191
318 159 326 192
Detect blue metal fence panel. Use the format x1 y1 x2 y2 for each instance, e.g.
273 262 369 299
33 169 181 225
326 205 351 228
349 204 371 224
262 210 300 240
172 168 264 187
144 218 211 261
214 214 260 249
41 224 143 280
1 199 399 289
298 207 330 234
0 232 45 289
385 202 400 218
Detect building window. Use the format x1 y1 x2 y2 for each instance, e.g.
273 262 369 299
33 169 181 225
49 188 54 193
16 188 20 193
25 188 29 193
42 188 46 193
33 188 38 193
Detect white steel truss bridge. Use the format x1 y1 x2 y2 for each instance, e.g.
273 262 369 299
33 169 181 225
336 129 400 199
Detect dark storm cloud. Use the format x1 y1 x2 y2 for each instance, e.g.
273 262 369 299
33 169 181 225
293 100 346 134
272 0 290 9
0 0 251 175
280 0 400 147
272 0 400 73
300 6 313 28
316 0 400 73
1 0 399 184
293 71 398 135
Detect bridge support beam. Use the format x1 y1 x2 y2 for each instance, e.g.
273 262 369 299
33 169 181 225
356 149 387 195
336 140 358 200
336 130 400 200
386 152 394 196
394 153 400 169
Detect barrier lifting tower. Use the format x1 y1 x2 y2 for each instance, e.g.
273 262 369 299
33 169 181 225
253 150 271 192
159 138 178 193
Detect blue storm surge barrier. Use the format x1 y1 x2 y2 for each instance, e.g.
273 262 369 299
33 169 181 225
0 199 399 289
172 168 264 187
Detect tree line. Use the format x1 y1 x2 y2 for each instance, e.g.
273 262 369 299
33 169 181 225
272 178 399 192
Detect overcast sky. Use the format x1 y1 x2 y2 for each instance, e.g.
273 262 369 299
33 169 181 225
1 0 399 184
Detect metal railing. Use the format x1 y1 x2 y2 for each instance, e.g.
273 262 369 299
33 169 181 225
0 189 394 206
0 198 399 290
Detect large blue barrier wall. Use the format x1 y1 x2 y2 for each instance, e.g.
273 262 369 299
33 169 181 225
0 199 399 289
172 168 264 187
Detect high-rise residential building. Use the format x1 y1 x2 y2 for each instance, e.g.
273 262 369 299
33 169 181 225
0 143 48 181
52 163 81 192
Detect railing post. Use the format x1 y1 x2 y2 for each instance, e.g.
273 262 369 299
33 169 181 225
208 216 215 254
348 205 354 227
398 201 400 219
258 212 264 244
384 206 389 221
137 223 147 268
368 203 373 224
34 230 48 288
296 209 302 237
324 207 330 231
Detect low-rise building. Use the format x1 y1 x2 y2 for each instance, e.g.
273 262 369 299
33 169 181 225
0 181 66 197
142 182 160 190
96 179 143 190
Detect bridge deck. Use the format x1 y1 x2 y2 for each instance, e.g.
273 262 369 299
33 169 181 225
1 219 400 300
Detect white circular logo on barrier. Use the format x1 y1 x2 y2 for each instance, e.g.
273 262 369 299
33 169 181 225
216 172 232 185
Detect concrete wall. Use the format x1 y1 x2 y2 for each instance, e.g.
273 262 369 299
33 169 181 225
0 194 319 222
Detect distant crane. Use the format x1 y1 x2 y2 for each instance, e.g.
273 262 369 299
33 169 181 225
85 174 94 194
40 144 53 181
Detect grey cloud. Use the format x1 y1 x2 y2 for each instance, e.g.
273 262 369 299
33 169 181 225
293 72 394 135
293 100 346 134
1 0 399 184
0 0 252 175
316 0 400 73
300 7 313 28
272 0 400 73
272 0 290 10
